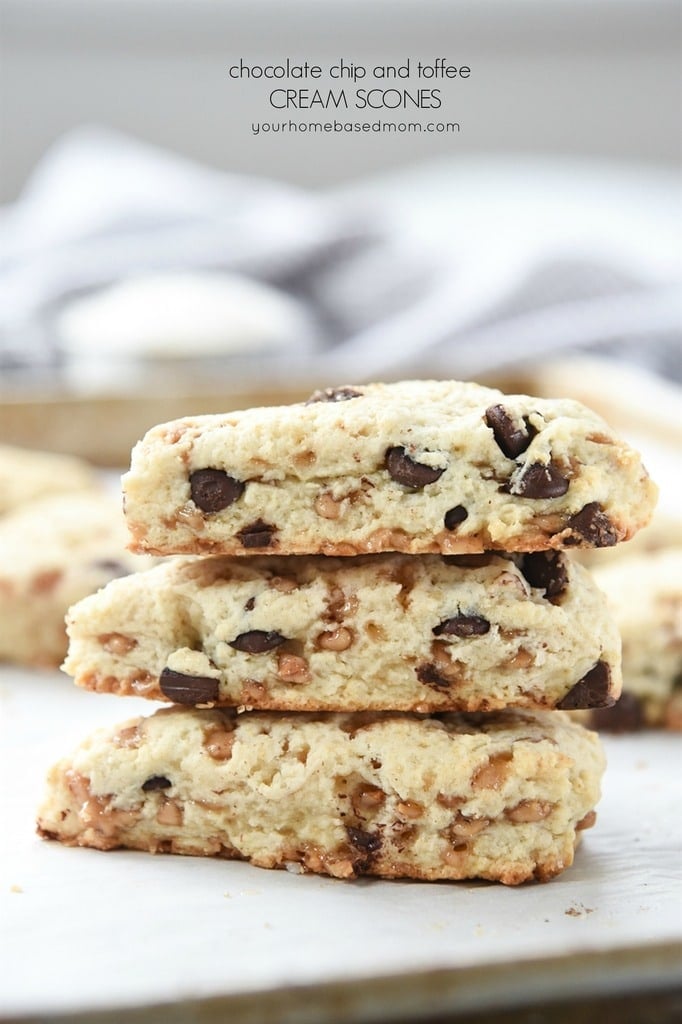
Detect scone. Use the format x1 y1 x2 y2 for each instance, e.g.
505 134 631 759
577 549 682 731
0 443 99 516
37 706 605 885
0 493 155 667
573 511 681 569
63 551 621 713
122 380 657 557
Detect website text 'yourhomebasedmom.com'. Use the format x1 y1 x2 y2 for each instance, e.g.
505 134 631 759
251 119 460 136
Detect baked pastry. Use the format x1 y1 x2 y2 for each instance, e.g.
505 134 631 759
0 443 98 516
573 511 681 569
121 380 657 557
37 706 605 885
0 493 155 667
63 551 621 713
575 549 682 731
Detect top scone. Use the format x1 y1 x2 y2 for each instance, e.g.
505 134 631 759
123 380 657 557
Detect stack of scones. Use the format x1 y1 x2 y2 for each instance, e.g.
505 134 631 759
38 380 657 884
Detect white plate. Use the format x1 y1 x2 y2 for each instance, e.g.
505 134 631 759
1 669 680 1022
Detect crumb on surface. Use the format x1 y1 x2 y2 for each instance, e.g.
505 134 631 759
565 902 594 917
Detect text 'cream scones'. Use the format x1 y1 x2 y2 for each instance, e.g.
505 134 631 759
0 493 156 668
122 380 657 557
574 549 682 732
63 551 621 713
37 706 605 885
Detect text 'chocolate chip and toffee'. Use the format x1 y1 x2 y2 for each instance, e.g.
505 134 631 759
40 379 658 883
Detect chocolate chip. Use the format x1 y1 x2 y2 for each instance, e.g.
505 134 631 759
141 775 172 792
305 386 363 404
588 693 644 733
190 469 245 513
159 668 220 705
346 826 382 854
89 559 131 579
485 404 534 459
244 596 256 612
433 615 490 637
236 519 276 548
416 664 451 688
556 662 614 710
444 505 468 530
228 630 287 654
566 503 618 547
385 447 445 488
510 462 569 499
520 552 569 599
346 825 382 874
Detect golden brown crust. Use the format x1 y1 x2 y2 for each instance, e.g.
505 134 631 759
128 518 638 558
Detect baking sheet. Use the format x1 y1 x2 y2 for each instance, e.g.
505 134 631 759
1 669 680 1022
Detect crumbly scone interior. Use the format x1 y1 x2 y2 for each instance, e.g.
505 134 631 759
37 707 605 885
62 551 621 712
122 380 657 557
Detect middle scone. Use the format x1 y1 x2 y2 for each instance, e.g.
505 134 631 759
64 551 620 713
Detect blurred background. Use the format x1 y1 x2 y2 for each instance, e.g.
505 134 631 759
0 0 680 467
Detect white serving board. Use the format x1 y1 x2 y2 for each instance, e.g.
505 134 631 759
1 669 680 1022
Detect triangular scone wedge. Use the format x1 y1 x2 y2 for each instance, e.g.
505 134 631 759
0 492 155 668
38 707 605 885
64 551 621 713
122 379 657 557
0 443 98 516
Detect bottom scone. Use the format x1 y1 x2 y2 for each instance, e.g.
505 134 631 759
37 707 604 885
